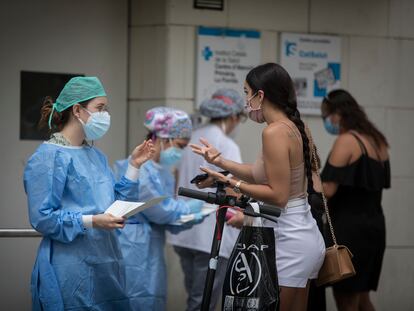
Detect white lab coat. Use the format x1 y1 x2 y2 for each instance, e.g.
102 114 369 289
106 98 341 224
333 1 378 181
166 124 242 258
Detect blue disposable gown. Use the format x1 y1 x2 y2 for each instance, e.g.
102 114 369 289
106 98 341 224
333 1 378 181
113 159 190 311
24 143 139 311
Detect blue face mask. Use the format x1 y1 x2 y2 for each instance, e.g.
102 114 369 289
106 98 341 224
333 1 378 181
160 146 183 168
323 117 340 135
79 108 111 140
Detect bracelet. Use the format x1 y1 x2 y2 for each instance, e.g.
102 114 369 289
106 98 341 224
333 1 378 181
233 180 244 193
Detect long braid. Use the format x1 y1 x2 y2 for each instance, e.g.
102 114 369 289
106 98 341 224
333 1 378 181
282 104 315 205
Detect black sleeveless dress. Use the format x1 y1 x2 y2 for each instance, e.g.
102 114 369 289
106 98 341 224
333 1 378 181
321 133 390 292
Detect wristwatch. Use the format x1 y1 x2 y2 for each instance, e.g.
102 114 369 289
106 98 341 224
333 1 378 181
233 180 244 193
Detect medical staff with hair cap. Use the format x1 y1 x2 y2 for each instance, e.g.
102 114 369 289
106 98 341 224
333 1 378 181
114 106 205 311
166 89 245 311
23 76 155 311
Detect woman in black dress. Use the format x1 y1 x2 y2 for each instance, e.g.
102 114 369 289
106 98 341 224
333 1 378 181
320 90 390 311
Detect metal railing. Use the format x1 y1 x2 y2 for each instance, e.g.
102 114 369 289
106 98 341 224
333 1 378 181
0 229 41 238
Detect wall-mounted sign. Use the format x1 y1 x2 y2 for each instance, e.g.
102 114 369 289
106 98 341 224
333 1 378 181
280 33 341 115
20 71 83 140
196 26 261 107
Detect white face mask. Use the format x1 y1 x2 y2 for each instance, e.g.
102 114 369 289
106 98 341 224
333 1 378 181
78 108 111 140
159 139 184 168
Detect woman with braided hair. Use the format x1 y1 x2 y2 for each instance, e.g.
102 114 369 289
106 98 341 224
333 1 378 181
190 63 325 310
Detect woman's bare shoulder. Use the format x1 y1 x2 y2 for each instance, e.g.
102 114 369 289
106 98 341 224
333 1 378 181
335 132 357 144
329 132 360 165
262 121 292 139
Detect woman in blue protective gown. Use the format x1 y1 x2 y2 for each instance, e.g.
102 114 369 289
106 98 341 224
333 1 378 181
113 107 205 310
23 76 155 311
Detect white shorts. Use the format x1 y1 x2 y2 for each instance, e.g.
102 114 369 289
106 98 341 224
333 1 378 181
263 198 326 288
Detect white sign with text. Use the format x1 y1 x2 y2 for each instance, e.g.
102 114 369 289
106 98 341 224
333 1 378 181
196 27 261 107
280 33 341 115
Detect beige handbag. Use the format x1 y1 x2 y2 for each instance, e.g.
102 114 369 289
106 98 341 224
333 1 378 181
309 138 356 287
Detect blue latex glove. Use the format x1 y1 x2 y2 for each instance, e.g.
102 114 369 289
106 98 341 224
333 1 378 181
183 212 204 226
193 212 203 222
166 212 205 234
187 199 204 214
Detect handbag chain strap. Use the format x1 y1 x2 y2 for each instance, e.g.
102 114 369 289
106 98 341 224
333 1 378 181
308 132 337 246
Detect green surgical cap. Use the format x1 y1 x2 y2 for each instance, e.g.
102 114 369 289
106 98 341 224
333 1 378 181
48 76 106 129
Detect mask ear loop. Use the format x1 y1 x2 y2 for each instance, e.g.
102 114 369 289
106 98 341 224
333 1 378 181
256 90 264 109
246 92 257 105
74 105 91 126
246 92 261 111
81 107 92 115
80 107 92 124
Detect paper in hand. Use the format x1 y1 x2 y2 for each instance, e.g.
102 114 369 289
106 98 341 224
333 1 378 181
105 196 167 218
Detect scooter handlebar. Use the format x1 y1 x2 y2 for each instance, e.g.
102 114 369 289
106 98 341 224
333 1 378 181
256 202 282 218
178 187 209 201
178 187 282 218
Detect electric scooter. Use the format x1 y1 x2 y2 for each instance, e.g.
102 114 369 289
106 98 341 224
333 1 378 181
178 178 282 311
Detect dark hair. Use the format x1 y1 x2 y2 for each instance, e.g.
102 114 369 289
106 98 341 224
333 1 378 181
210 117 227 122
38 96 90 133
146 131 156 141
323 89 388 148
246 63 317 204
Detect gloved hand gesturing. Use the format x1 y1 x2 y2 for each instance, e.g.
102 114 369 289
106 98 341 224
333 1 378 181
130 139 155 168
167 211 205 235
186 199 204 214
192 212 204 223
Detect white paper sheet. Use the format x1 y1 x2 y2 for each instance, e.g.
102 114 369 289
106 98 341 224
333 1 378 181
105 196 167 218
